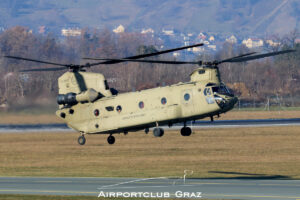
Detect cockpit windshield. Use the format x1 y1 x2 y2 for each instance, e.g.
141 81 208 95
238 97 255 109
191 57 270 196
212 83 232 96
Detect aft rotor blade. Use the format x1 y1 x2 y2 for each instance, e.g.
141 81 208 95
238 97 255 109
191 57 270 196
85 58 199 65
4 56 67 67
82 43 204 64
20 67 66 72
222 50 296 63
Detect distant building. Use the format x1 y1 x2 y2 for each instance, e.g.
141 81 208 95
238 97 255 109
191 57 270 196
173 52 180 57
113 25 125 33
183 36 189 41
162 29 174 36
38 26 46 34
61 28 81 37
207 45 217 51
295 38 300 44
242 38 264 48
208 36 215 42
203 40 210 45
266 39 281 47
191 47 204 53
226 35 237 43
141 28 154 34
198 32 206 40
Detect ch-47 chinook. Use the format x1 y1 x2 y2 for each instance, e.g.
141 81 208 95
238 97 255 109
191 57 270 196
5 44 295 145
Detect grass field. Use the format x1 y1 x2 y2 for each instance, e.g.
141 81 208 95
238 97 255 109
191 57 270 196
0 126 299 179
0 110 299 124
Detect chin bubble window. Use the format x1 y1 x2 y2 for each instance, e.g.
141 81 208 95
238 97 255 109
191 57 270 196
139 101 144 109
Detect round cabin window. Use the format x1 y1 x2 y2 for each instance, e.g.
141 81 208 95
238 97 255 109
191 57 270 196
184 93 190 101
94 109 100 116
139 101 144 109
161 97 167 105
116 105 122 113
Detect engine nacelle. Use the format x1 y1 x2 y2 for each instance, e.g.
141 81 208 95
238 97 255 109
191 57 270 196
57 88 100 105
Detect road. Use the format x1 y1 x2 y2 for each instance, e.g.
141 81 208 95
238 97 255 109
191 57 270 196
0 118 300 133
1 177 300 199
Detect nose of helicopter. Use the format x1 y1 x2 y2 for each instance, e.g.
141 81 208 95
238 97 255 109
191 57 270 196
215 94 238 112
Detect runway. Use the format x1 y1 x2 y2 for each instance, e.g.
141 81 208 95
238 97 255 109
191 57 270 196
1 177 300 199
0 118 300 133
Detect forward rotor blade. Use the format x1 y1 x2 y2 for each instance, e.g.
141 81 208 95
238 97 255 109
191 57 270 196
219 52 257 63
4 56 67 67
222 50 296 63
82 43 204 65
20 67 67 72
85 58 199 65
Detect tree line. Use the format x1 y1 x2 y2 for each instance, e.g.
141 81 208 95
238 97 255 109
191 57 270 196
0 26 299 110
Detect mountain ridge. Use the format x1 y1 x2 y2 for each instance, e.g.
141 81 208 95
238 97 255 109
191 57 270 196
0 0 299 36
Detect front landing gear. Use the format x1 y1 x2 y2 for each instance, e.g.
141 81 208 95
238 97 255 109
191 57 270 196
107 135 115 145
78 135 86 145
153 127 164 137
181 127 192 136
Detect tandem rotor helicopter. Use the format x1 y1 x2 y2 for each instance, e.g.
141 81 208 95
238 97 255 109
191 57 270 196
5 43 295 145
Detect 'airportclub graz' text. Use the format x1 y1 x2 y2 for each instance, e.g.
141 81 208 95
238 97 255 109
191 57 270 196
98 191 202 198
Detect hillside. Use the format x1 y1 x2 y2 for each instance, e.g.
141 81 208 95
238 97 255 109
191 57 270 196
0 0 299 36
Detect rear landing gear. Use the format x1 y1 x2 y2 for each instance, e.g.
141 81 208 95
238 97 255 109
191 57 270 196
107 135 115 145
181 127 192 136
78 135 86 145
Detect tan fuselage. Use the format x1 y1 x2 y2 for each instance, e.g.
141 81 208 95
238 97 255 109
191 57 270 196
56 67 237 134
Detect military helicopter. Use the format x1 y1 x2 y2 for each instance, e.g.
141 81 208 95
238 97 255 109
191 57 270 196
4 44 295 145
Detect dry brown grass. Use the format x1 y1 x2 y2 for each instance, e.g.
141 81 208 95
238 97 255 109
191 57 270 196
0 110 299 124
0 114 60 124
0 126 300 179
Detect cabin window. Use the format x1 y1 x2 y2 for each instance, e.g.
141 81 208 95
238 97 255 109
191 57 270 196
116 105 122 113
139 101 144 109
161 97 167 105
105 106 114 111
94 109 99 116
184 93 190 101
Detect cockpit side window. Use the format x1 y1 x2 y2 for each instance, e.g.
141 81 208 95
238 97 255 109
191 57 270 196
212 84 232 95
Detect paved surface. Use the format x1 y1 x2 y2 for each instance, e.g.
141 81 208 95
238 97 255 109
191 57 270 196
0 118 300 133
1 177 300 199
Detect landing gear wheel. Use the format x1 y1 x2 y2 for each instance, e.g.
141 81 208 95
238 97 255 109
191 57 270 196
181 127 192 136
78 135 86 145
107 135 115 145
153 128 164 137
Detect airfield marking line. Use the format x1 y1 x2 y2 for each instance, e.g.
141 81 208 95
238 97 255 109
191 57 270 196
34 181 73 183
97 176 174 190
192 123 300 129
260 183 300 187
99 185 175 190
204 193 300 199
0 189 98 195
